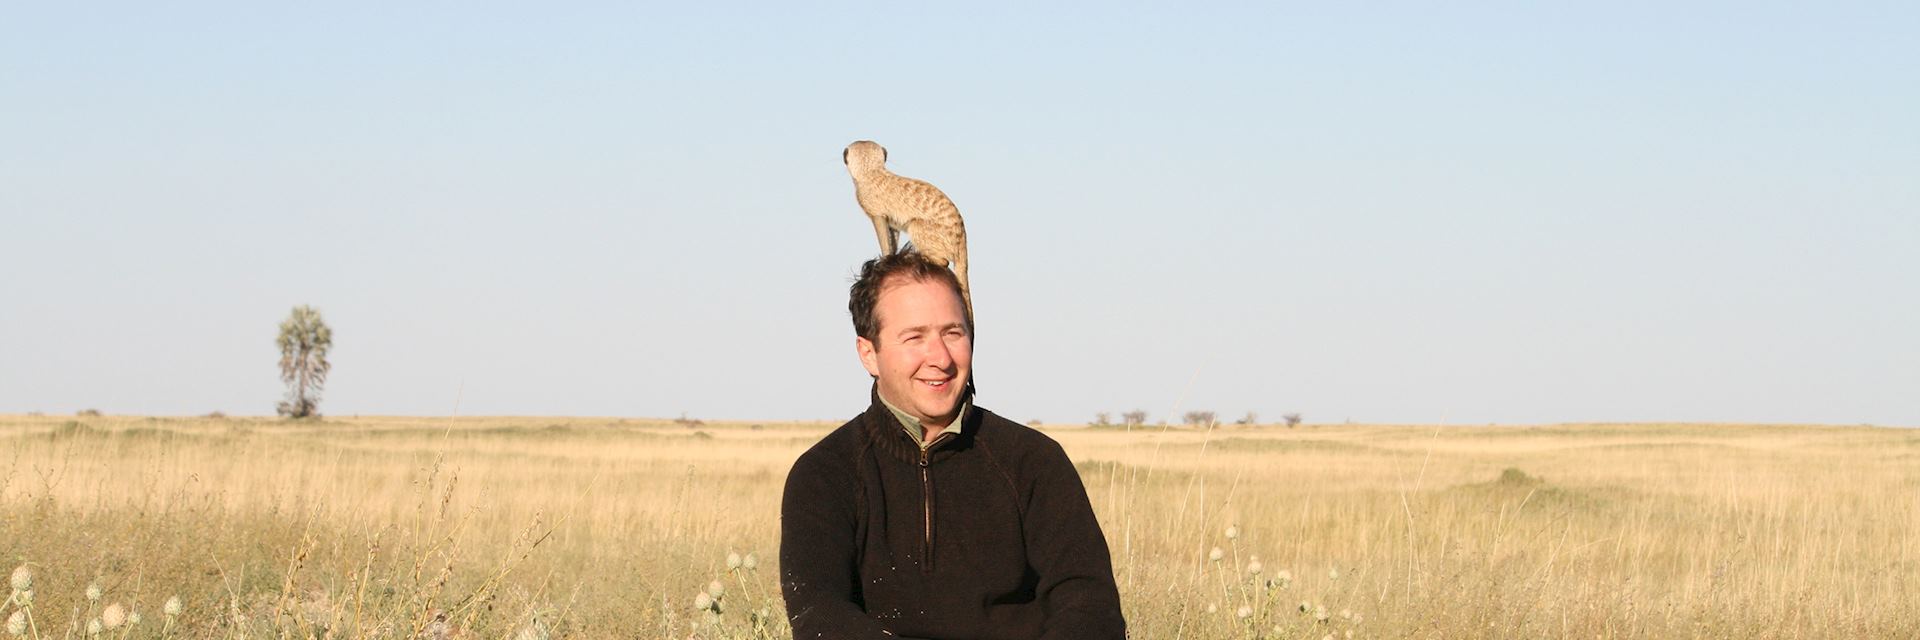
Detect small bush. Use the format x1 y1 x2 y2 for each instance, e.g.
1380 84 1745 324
77 408 103 417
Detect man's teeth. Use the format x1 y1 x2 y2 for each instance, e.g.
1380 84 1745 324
923 380 947 387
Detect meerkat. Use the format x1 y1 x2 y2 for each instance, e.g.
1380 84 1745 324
842 140 973 318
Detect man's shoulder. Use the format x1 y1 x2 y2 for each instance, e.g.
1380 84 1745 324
790 412 876 474
971 405 1073 469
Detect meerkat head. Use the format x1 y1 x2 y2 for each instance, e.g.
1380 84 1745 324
843 140 889 175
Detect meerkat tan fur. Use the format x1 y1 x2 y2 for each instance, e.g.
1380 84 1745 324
843 140 973 318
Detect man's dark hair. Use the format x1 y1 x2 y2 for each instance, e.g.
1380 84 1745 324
850 253 972 345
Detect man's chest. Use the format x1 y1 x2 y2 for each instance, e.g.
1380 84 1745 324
856 454 1033 600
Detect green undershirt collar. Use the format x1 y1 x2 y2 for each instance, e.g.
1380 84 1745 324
878 390 969 450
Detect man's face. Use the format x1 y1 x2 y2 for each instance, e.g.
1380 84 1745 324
856 277 973 429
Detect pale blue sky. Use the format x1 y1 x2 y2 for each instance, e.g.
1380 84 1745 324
3 3 1915 425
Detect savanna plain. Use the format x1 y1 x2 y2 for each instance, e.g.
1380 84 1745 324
3 414 1916 639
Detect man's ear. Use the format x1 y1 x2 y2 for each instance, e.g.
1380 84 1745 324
856 336 881 377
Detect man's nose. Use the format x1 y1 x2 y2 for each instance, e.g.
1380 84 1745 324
923 339 953 369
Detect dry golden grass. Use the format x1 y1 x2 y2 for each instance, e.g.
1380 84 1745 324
3 414 1916 638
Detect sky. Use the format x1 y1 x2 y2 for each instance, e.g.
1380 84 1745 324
2 2 1915 426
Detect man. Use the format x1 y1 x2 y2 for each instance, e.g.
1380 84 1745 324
780 253 1127 640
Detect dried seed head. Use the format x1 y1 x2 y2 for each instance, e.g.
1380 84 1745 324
1235 605 1252 619
1328 567 1340 580
7 566 28 593
6 610 26 637
706 580 725 600
11 591 29 606
743 553 758 572
1315 605 1329 622
101 603 126 629
85 583 101 602
1224 525 1240 540
127 612 141 626
693 592 713 612
163 596 182 617
86 619 102 636
726 552 742 571
1208 547 1224 562
1277 569 1293 583
1205 603 1217 614
1339 609 1352 621
1246 557 1264 575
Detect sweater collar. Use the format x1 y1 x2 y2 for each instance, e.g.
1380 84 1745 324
863 383 977 464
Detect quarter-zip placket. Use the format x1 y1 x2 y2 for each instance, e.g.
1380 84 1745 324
919 433 953 574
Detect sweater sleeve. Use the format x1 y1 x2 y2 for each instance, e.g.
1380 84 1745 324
780 448 897 639
1023 439 1128 640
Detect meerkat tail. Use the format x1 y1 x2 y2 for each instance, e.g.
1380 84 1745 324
953 253 972 323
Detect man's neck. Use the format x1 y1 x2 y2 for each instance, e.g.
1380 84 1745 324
876 389 968 445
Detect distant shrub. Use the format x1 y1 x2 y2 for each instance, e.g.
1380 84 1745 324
675 413 705 428
205 411 228 420
77 408 103 417
1092 412 1112 427
1498 467 1542 486
1121 410 1148 427
1282 413 1303 428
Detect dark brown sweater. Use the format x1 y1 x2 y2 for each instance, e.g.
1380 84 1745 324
780 388 1126 640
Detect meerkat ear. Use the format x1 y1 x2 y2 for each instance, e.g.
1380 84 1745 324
881 148 888 163
842 148 849 165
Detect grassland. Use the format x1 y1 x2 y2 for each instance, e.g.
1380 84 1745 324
3 414 1916 638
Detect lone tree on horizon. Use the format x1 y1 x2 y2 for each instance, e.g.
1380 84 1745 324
277 305 333 418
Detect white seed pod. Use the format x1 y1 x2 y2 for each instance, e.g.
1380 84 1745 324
1339 608 1352 621
1208 547 1224 562
163 596 182 617
693 592 713 612
6 610 26 637
1235 605 1252 620
1315 605 1329 622
514 618 550 640
743 553 758 572
127 612 141 626
1277 569 1293 583
85 583 101 602
726 552 742 571
706 580 725 600
1328 567 1340 580
101 603 126 629
1246 557 1264 575
1224 525 1240 540
86 619 102 636
7 566 28 593
1205 603 1217 614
